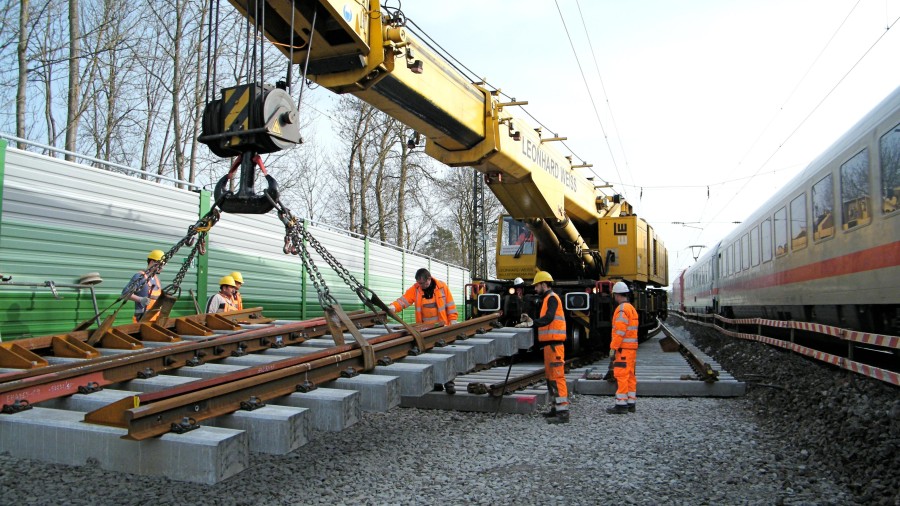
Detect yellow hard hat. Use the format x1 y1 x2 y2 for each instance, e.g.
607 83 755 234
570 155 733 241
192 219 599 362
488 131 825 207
218 275 236 287
147 249 165 261
230 271 244 284
532 271 553 285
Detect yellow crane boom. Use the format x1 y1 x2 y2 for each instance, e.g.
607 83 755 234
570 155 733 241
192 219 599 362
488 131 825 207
224 0 666 288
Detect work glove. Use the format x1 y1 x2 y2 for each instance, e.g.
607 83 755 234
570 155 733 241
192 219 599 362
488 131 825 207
138 296 151 307
514 314 533 328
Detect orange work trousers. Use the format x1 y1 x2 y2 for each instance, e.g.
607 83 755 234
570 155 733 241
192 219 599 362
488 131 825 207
612 348 637 406
543 342 568 409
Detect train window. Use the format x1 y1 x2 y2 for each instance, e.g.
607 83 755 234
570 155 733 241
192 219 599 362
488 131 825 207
774 207 788 257
761 218 772 262
812 174 835 241
790 194 807 250
741 234 750 270
750 226 760 266
731 243 738 274
879 124 899 215
724 245 730 276
731 241 741 274
841 149 871 230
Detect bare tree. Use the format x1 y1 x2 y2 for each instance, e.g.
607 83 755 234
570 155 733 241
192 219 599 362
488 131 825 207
64 0 80 159
331 96 375 232
16 0 29 148
436 166 503 273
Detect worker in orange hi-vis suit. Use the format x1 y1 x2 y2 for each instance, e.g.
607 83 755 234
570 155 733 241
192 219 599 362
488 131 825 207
389 268 458 326
517 270 569 424
608 281 639 414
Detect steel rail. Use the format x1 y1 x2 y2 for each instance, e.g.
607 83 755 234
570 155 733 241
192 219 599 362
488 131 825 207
83 314 499 440
466 365 546 397
659 322 719 382
0 312 387 409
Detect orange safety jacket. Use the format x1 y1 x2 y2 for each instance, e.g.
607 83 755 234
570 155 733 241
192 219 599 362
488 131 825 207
611 302 639 351
206 292 239 313
138 270 162 322
537 291 566 343
391 278 458 325
234 292 243 310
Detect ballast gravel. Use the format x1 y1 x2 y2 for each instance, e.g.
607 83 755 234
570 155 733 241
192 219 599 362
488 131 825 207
0 320 894 505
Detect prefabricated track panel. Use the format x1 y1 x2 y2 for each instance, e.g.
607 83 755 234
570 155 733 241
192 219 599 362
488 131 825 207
0 142 468 340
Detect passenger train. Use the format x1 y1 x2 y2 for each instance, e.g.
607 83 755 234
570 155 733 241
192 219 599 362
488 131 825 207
672 86 900 335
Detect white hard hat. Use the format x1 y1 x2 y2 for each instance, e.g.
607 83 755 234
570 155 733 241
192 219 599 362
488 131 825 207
612 281 630 294
513 277 524 286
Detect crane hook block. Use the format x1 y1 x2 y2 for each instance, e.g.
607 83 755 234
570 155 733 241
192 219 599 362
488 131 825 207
214 171 279 214
199 83 302 157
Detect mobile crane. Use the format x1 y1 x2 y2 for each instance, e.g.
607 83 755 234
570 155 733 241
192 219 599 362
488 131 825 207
205 0 668 355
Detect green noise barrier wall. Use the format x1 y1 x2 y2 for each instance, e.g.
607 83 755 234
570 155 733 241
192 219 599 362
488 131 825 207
0 141 468 341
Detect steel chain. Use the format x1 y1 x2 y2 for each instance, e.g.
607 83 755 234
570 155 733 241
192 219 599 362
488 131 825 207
162 231 208 297
266 194 394 316
268 195 339 309
121 205 222 300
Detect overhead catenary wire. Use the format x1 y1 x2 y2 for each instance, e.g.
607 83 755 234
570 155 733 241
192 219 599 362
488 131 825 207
702 9 900 229
553 0 629 199
573 0 635 194
729 1 862 178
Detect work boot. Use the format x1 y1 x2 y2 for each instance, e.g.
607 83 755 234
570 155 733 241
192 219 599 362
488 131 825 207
541 408 557 418
606 404 629 415
546 411 569 424
627 403 636 413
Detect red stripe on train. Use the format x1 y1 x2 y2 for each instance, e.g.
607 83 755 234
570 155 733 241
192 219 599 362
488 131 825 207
725 240 900 290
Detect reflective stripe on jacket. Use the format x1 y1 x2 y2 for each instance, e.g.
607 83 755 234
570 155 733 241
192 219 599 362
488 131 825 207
538 291 566 343
138 270 162 321
611 302 639 350
390 278 458 325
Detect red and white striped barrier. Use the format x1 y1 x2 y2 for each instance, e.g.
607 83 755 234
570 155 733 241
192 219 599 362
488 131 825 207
674 311 900 387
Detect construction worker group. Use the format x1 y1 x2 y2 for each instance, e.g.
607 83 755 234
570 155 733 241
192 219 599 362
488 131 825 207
516 272 639 422
124 250 246 317
205 272 245 313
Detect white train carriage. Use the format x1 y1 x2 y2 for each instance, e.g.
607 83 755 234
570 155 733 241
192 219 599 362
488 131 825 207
682 86 900 334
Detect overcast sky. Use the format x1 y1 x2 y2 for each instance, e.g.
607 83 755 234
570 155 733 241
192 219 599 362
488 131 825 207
304 0 900 282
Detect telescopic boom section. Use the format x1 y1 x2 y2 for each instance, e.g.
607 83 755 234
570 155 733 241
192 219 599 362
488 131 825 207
229 0 602 238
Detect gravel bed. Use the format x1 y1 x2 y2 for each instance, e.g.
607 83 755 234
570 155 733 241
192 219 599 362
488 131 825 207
1 320 891 505
672 319 900 505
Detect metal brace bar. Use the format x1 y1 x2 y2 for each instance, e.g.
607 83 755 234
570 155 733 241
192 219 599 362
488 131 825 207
328 304 375 371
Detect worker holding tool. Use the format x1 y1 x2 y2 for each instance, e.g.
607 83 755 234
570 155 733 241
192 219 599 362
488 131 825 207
230 271 245 310
516 271 569 424
388 268 458 326
122 249 164 323
206 275 239 313
608 281 639 414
